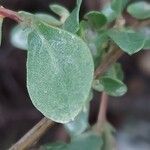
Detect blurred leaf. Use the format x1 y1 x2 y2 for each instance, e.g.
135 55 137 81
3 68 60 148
41 132 103 150
138 27 150 50
127 1 150 20
84 11 107 29
111 0 128 15
35 13 61 26
92 79 104 92
63 0 82 33
93 62 126 96
10 25 31 50
106 63 124 81
19 11 94 123
68 132 103 150
101 122 117 150
93 77 127 97
50 4 70 23
102 4 117 22
41 142 67 150
0 16 3 46
64 104 90 137
79 21 108 68
108 29 145 55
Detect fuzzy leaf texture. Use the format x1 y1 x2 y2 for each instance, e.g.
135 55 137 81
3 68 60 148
20 12 94 123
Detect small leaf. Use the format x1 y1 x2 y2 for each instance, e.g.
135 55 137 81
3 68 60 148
93 77 127 97
63 0 82 33
102 4 117 22
50 4 70 23
100 77 127 97
19 12 94 123
10 25 31 50
0 16 3 46
64 104 90 137
93 62 126 96
111 0 128 15
108 29 145 55
84 11 107 29
127 1 150 20
35 13 61 26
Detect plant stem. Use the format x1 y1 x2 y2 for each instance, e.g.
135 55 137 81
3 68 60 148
94 48 123 79
96 92 108 131
0 6 22 22
9 117 54 150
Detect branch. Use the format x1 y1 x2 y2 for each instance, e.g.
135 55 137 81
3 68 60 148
0 6 22 22
94 47 123 79
9 117 54 150
96 92 108 131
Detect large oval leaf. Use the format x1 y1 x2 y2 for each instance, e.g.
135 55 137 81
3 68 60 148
26 19 94 123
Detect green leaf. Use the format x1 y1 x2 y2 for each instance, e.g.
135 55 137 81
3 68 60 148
49 4 70 23
20 12 94 123
78 21 108 68
106 63 124 81
64 104 90 137
84 11 107 29
93 62 126 96
10 25 31 50
41 142 67 150
100 77 127 96
98 122 116 150
41 132 103 150
68 132 103 150
108 29 145 55
127 1 150 20
111 0 128 15
35 13 61 26
93 77 127 97
0 16 3 46
102 4 117 22
63 0 82 33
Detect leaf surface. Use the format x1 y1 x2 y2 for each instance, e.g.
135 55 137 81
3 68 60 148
108 29 145 55
84 11 107 29
127 1 150 20
63 0 82 33
25 15 94 123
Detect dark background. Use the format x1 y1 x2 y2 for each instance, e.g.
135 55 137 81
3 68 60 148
0 0 150 149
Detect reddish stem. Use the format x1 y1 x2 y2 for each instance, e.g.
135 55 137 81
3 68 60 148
96 92 108 131
0 6 22 22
